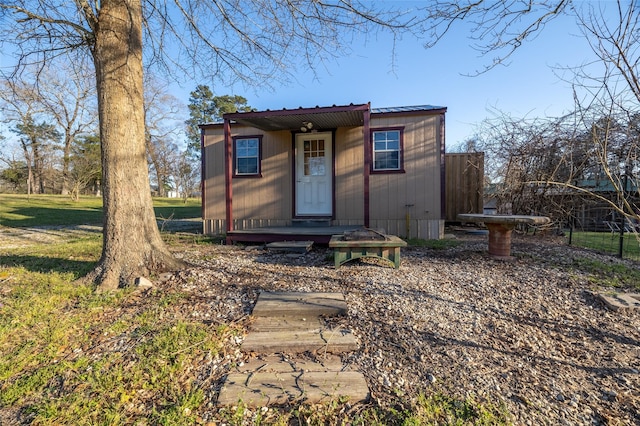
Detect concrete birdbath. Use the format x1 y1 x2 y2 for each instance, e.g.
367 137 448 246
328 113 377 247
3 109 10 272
458 214 551 260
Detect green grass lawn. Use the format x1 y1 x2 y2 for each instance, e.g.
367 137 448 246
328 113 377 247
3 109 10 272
0 194 513 424
0 243 236 425
7 196 638 423
564 231 640 290
0 232 511 425
568 230 640 260
0 194 201 228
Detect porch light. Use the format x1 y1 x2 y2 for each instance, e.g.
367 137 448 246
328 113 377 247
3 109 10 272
300 121 313 132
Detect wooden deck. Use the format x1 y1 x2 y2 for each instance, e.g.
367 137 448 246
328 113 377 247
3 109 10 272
227 225 363 244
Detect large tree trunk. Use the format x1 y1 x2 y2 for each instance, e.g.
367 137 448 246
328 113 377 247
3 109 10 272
87 0 184 291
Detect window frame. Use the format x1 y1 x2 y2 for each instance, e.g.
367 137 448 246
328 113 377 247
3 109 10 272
232 135 262 178
370 127 405 174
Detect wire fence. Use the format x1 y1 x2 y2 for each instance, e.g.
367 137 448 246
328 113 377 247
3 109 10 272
567 220 640 261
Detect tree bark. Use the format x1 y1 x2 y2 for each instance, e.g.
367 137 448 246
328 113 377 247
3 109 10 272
33 140 43 194
87 0 184 291
146 136 166 197
21 143 34 197
61 133 71 195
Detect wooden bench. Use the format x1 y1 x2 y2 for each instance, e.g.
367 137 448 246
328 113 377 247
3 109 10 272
329 235 407 268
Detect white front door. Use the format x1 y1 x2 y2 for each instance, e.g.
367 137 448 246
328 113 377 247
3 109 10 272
295 132 332 216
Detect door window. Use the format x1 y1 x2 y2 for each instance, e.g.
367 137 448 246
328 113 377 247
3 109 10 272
303 139 326 176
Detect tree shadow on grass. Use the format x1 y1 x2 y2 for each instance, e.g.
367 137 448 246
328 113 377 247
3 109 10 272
0 254 97 277
154 205 201 221
0 206 103 228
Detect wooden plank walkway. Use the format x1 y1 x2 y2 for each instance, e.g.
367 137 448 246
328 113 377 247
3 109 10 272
242 318 359 354
217 292 369 407
251 291 348 318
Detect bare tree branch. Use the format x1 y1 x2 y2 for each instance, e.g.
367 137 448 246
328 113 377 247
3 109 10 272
420 0 571 74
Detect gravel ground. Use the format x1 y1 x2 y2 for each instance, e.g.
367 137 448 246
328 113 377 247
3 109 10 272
2 226 638 424
167 231 640 425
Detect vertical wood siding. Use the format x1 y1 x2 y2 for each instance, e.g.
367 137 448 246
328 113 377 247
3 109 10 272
445 153 484 221
202 126 226 221
202 125 292 227
233 130 292 221
369 114 442 238
202 111 444 239
334 127 364 220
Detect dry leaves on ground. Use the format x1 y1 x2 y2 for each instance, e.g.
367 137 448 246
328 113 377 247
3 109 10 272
161 232 639 425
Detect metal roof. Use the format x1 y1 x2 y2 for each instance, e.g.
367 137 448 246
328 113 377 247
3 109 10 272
222 103 369 132
204 103 447 131
372 105 446 114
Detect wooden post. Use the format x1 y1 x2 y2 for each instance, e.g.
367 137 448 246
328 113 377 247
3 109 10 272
439 113 446 221
200 126 206 228
224 118 233 236
363 104 371 228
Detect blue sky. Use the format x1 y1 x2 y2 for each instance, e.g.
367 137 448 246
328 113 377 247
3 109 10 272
0 3 607 153
171 6 600 151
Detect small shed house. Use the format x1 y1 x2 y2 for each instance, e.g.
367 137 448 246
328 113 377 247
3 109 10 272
200 103 447 243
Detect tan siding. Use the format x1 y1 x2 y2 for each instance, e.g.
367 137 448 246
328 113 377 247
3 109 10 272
201 125 293 228
370 219 442 239
369 114 442 238
202 109 444 239
202 126 226 221
232 130 292 221
334 127 364 221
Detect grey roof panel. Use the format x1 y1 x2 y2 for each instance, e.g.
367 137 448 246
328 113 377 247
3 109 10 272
371 105 446 114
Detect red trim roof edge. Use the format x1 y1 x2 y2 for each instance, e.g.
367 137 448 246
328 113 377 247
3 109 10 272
223 103 370 120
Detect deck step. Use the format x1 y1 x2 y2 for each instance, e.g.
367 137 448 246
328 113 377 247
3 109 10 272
265 240 313 253
242 322 358 354
251 292 348 318
291 218 332 227
217 355 369 407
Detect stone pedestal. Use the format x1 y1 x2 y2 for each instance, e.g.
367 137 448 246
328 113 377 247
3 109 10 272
457 214 551 261
486 223 515 259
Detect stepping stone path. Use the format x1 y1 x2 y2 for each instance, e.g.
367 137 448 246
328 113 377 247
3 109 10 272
596 292 640 312
217 292 370 407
